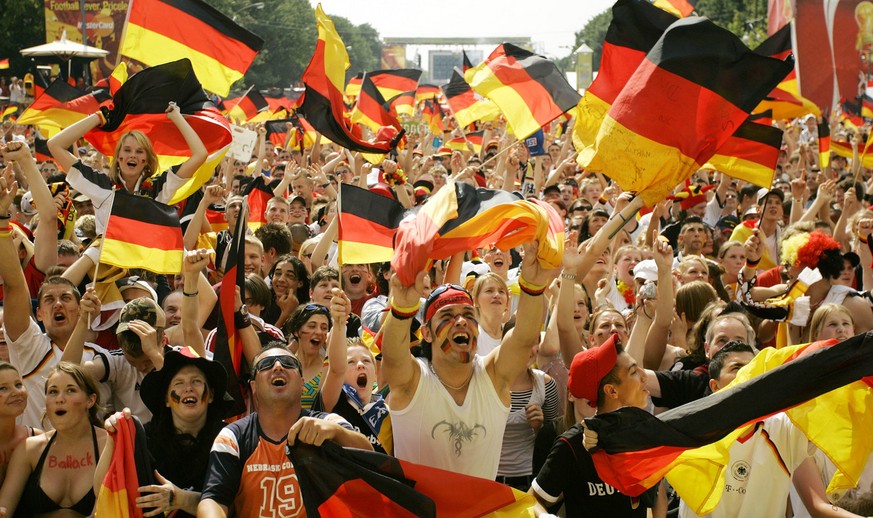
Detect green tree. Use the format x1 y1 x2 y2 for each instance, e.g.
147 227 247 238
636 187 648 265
573 9 612 71
0 0 46 77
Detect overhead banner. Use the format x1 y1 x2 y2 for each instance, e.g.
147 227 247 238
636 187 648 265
44 0 129 81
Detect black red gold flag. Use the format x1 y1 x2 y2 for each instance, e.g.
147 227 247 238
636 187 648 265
101 191 183 274
242 175 276 231
17 79 111 130
415 83 440 102
441 68 501 129
119 0 263 96
705 111 783 187
338 183 407 264
344 73 363 98
367 68 422 101
94 415 156 517
465 43 580 139
350 74 403 133
830 140 873 168
462 50 473 72
446 130 484 154
818 120 831 169
228 86 269 123
385 90 415 118
652 0 696 17
421 98 445 134
753 22 820 119
862 94 873 119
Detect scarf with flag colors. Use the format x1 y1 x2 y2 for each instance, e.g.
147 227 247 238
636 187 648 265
464 43 580 140
289 440 534 517
391 178 564 286
585 332 873 514
300 5 404 154
101 191 184 274
752 22 821 119
214 198 250 418
94 414 155 518
442 68 501 129
338 183 407 264
16 80 111 136
83 59 232 205
704 110 783 187
576 15 793 205
119 0 263 96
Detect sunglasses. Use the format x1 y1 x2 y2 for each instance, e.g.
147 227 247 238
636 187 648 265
253 354 301 375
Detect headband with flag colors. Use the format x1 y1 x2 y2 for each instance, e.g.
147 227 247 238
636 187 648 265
465 43 581 140
350 74 403 133
227 86 270 123
299 5 404 154
94 414 155 517
577 15 793 205
584 332 873 513
818 120 831 169
100 191 184 274
441 68 501 129
367 68 422 101
214 197 249 418
704 110 784 187
119 0 264 96
290 440 534 517
83 59 232 205
16 80 111 136
391 178 564 286
338 183 408 264
752 22 821 119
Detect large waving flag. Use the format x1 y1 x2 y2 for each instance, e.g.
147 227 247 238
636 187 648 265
338 183 408 264
386 90 416 118
101 191 184 274
367 69 422 101
705 111 784 187
442 68 501 129
83 59 232 205
392 178 564 286
350 74 403 133
300 5 404 154
586 333 873 514
227 86 270 123
289 441 534 517
577 16 793 205
464 43 581 139
119 0 264 96
17 80 110 137
753 22 821 119
95 414 155 518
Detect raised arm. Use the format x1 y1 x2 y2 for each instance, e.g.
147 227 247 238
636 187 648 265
320 288 351 412
181 249 212 357
0 169 31 342
642 239 675 370
47 113 102 172
166 102 208 180
184 185 224 252
4 143 57 273
556 232 586 366
380 271 427 404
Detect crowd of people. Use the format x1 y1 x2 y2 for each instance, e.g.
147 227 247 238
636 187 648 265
0 70 870 517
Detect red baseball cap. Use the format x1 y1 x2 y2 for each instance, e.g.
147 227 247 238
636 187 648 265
568 334 620 406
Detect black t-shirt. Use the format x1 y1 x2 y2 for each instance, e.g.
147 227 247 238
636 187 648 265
651 369 711 409
533 424 656 517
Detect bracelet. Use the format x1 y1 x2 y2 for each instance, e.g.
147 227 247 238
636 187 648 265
0 213 11 220
745 257 761 267
94 110 107 127
234 312 252 329
860 232 869 244
561 272 577 281
518 275 547 296
389 298 421 320
168 488 175 508
182 290 199 297
0 230 11 239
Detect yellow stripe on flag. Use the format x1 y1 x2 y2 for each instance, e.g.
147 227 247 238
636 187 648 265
464 64 541 139
167 144 230 205
704 155 774 187
101 239 183 274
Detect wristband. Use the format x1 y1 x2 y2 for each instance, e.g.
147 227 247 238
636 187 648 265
518 275 547 296
182 290 199 297
0 213 11 220
234 312 252 329
561 272 577 281
860 232 869 244
389 298 420 320
94 110 107 127
745 257 761 267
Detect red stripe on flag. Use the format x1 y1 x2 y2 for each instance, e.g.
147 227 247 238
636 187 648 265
484 53 559 126
103 214 183 250
338 213 396 249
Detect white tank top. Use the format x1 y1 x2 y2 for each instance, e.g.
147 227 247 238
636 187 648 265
391 356 510 479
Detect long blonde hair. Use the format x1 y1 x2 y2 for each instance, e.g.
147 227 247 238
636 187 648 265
110 131 160 184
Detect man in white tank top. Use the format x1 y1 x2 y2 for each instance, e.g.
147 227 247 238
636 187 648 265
381 240 554 479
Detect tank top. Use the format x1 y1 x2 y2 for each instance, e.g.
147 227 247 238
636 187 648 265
391 356 509 479
499 370 546 477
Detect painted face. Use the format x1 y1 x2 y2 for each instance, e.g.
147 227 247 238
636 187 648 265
272 261 301 298
344 345 377 398
45 372 94 426
37 285 80 338
341 264 370 298
296 315 330 354
428 304 479 363
589 311 628 348
0 368 26 418
117 135 148 180
288 200 308 224
817 312 854 342
166 365 212 419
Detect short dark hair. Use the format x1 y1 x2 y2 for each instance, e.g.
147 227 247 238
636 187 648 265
310 265 338 290
244 274 272 308
254 222 292 257
596 340 625 408
709 341 755 381
739 185 759 202
37 276 81 306
680 216 705 233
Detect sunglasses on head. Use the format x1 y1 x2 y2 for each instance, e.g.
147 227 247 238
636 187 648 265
252 354 301 375
428 284 469 299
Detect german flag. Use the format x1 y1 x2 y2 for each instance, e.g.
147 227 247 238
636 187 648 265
652 0 696 17
862 94 873 119
94 414 155 517
227 86 269 123
289 440 534 517
705 111 783 187
446 130 484 154
464 43 580 140
442 68 501 129
753 22 820 119
415 83 440 102
818 120 831 169
101 191 184 274
462 50 474 72
345 73 363 98
33 135 54 163
17 80 110 133
264 119 290 148
830 139 873 168
578 14 793 205
1 105 17 121
0 59 8 70
350 74 402 133
242 175 275 231
386 90 415 118
93 62 129 96
367 69 422 101
288 114 318 151
839 97 864 129
299 6 402 154
83 59 232 205
392 178 563 286
338 183 407 264
214 198 249 418
586 333 873 513
119 0 263 96
421 98 445 134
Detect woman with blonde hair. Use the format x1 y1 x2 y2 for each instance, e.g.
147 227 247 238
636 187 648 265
0 363 37 486
809 303 855 342
471 272 511 357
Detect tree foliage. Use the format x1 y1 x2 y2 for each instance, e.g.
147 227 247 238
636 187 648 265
0 0 48 77
573 9 612 72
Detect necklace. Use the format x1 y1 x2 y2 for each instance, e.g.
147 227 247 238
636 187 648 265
430 362 474 391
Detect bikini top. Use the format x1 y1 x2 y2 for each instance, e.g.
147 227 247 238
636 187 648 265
19 426 100 516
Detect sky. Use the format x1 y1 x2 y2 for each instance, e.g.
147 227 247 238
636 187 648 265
309 0 615 60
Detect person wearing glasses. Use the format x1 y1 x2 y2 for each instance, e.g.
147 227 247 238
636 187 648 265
199 344 372 517
380 239 554 479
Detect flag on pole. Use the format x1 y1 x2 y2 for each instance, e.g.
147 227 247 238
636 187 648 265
350 74 403 133
345 73 363 98
101 191 184 274
367 68 422 101
421 98 445 134
441 68 501 129
119 0 264 96
385 90 416 118
227 86 270 123
462 50 474 72
415 83 440 102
